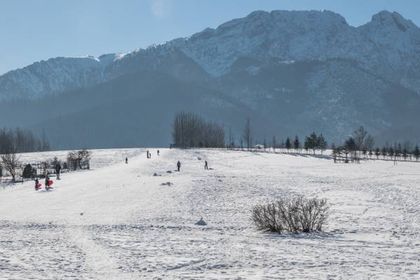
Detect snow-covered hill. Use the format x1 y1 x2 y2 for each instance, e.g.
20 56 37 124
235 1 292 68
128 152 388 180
0 148 419 278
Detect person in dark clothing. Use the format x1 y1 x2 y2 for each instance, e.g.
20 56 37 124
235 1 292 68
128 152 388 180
55 163 62 180
177 161 181 172
125 157 128 164
34 178 41 191
204 160 209 170
157 150 160 156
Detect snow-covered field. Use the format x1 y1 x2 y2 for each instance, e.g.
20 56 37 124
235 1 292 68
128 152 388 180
0 148 419 279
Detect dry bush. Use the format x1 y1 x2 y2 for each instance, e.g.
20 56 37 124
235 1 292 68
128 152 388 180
252 196 329 233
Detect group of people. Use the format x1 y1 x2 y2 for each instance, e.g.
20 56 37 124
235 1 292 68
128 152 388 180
146 150 160 159
176 160 209 172
34 162 61 191
124 149 209 173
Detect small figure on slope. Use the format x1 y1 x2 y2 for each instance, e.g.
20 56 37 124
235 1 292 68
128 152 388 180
55 162 62 180
157 150 160 156
177 161 181 172
34 178 41 191
45 174 53 191
125 157 128 164
204 160 209 170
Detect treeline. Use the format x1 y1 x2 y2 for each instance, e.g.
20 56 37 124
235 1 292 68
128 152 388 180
170 114 419 163
275 133 327 154
237 119 420 163
333 127 420 162
172 112 225 148
0 128 50 154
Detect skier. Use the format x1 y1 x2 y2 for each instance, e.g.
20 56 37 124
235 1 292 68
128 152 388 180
204 160 209 170
34 178 41 191
55 162 62 180
177 161 181 172
125 157 128 164
157 150 160 156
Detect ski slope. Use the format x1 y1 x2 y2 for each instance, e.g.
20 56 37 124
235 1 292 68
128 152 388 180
0 148 419 279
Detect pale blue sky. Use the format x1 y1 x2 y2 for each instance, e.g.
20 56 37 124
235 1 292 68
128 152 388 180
0 0 419 74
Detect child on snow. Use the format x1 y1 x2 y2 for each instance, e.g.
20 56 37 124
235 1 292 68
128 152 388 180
45 175 53 191
34 178 41 191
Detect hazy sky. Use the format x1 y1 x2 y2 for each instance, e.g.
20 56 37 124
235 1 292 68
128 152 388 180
0 0 419 74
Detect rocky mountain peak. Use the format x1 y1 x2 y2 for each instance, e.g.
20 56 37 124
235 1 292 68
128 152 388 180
369 10 416 32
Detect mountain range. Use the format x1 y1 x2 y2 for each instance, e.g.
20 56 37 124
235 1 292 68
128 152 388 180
1 10 419 149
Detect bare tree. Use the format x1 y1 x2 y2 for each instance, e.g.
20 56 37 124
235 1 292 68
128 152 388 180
228 127 234 148
353 126 368 151
0 127 49 153
272 136 277 152
243 118 252 150
1 152 20 182
364 135 375 151
67 149 91 170
78 149 91 169
172 112 225 148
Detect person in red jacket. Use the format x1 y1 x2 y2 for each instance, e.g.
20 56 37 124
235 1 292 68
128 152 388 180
34 178 41 191
45 175 53 191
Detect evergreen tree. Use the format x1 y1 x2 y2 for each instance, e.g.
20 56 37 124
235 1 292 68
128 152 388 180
375 148 380 159
304 132 319 154
293 136 300 151
402 147 408 160
381 147 388 159
272 136 277 152
344 137 356 152
388 147 395 159
395 143 402 159
414 145 420 161
317 134 327 154
285 137 292 152
344 137 357 162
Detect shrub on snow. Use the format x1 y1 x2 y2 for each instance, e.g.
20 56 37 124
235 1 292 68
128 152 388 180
252 196 329 233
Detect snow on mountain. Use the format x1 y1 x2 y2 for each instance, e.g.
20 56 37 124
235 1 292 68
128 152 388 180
0 54 118 100
1 10 420 100
171 10 355 76
171 10 420 93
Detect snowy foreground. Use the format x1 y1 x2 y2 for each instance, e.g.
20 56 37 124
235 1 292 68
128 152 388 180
0 148 419 279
